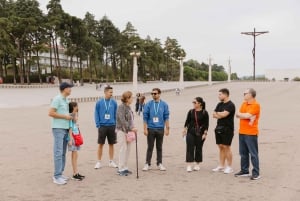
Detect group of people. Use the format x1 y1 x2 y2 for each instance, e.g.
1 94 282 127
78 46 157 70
135 93 146 116
49 82 261 185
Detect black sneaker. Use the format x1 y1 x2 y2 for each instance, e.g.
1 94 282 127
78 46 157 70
124 170 132 174
77 173 85 179
250 175 261 180
72 174 83 181
234 171 250 177
118 170 128 176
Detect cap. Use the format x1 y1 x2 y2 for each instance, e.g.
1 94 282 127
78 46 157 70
59 82 73 91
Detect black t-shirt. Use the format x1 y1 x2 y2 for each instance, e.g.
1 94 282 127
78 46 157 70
214 100 235 130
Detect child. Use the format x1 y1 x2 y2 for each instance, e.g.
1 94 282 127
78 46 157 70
68 102 85 181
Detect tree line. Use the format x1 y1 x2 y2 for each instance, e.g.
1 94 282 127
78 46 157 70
0 0 233 84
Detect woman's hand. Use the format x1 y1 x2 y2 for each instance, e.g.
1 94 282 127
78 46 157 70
182 128 187 137
131 127 138 133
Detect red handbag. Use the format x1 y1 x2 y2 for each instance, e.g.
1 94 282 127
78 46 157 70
72 129 83 146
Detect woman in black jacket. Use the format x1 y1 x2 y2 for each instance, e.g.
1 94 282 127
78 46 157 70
183 97 209 172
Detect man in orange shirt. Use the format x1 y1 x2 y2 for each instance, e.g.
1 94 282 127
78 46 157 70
235 88 261 180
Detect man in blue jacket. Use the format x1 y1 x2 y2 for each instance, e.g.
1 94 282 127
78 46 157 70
94 86 118 169
143 88 170 171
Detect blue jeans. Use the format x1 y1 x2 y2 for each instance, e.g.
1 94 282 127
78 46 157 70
52 128 69 179
239 134 260 176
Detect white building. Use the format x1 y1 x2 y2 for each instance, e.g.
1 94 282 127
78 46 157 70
36 45 88 71
265 69 300 81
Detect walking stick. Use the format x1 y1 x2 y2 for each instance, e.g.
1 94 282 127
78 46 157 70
135 132 139 179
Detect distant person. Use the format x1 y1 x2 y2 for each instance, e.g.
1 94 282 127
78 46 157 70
68 102 85 181
235 88 261 180
212 88 236 174
142 88 170 171
94 86 118 169
135 93 141 114
48 82 74 185
175 88 181 96
138 95 146 116
116 91 137 176
183 97 209 172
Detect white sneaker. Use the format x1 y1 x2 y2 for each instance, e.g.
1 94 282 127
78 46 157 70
142 164 150 171
212 166 224 172
53 177 67 185
60 175 69 181
94 161 102 169
224 166 233 174
193 165 200 171
158 163 166 171
186 166 192 172
109 160 118 168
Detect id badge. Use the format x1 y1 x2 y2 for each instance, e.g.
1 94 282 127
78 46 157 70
105 114 111 119
153 117 159 123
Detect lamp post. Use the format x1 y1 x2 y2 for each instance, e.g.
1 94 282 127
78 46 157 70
178 56 184 89
228 57 231 82
208 55 212 85
130 45 140 93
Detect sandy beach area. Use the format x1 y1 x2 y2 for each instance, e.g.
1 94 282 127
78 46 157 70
0 81 299 201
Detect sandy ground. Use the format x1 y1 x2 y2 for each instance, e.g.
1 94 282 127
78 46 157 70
0 82 299 201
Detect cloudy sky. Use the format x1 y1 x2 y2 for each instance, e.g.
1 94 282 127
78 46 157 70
38 0 300 77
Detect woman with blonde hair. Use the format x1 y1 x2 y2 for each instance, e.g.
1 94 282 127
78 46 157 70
116 91 138 176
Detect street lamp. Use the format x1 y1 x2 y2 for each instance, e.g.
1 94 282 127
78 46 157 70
130 45 140 93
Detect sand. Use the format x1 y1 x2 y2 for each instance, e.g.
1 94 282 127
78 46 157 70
0 81 299 201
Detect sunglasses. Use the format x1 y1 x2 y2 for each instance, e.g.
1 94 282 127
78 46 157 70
151 93 158 95
244 92 249 96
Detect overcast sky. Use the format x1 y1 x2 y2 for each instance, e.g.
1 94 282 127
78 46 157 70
38 0 300 77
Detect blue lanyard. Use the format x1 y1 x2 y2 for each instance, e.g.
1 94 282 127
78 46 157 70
103 99 111 113
153 100 160 116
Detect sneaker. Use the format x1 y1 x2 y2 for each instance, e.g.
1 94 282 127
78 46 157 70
117 169 133 174
60 175 69 181
193 165 200 171
186 166 192 172
109 160 118 168
142 164 150 171
212 166 224 172
77 173 85 179
250 175 261 180
234 171 250 177
94 161 102 169
158 163 166 171
53 177 67 185
223 166 233 174
72 174 83 181
118 170 128 176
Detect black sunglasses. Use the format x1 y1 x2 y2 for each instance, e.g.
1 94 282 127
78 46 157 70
151 93 158 95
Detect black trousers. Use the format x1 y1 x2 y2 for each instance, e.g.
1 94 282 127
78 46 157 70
186 132 205 163
146 128 164 166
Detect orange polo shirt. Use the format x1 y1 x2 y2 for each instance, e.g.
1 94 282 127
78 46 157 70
239 100 260 135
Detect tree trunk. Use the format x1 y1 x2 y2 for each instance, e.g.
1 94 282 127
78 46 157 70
55 38 61 83
79 58 83 86
25 51 30 85
37 51 42 84
69 56 73 84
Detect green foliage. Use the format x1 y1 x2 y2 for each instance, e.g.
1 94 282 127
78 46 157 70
0 0 238 83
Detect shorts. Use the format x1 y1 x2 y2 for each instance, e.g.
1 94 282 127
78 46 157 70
98 126 116 144
215 128 234 146
68 141 80 151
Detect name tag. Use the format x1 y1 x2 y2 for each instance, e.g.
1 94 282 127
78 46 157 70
105 114 111 119
153 117 159 123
